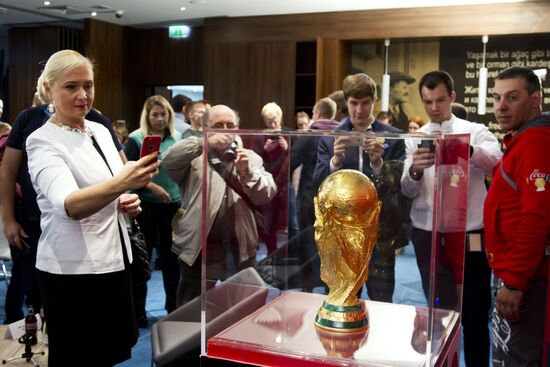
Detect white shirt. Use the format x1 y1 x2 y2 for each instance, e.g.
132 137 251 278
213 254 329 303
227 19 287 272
27 120 132 275
401 114 502 232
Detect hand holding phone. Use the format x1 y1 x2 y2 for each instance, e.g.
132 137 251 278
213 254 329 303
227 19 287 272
418 139 435 153
140 135 162 159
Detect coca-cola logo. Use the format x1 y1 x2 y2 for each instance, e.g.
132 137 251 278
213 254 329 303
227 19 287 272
529 169 550 182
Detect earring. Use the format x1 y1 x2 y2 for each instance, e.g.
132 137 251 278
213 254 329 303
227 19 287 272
47 104 55 115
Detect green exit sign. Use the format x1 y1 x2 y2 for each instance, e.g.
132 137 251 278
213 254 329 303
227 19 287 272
169 25 190 39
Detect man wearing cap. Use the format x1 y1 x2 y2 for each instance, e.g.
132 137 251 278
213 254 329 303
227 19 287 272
388 71 417 131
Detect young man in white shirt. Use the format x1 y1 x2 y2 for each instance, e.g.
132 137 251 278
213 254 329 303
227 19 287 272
401 70 502 367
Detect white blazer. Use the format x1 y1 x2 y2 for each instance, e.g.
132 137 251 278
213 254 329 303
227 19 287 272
27 119 131 275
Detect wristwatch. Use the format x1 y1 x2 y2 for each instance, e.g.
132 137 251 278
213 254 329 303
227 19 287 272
409 166 423 181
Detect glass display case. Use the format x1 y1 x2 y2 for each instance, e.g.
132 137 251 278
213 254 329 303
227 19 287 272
198 129 470 367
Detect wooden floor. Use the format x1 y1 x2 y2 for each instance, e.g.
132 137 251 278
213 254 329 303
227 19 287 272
0 325 48 366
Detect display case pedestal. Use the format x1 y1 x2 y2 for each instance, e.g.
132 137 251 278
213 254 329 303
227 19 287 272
204 291 461 367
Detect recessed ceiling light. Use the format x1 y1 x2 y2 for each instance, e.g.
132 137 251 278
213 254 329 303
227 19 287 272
43 1 51 5
91 11 97 16
180 6 186 11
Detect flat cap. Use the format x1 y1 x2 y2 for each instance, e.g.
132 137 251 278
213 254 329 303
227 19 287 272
389 71 415 85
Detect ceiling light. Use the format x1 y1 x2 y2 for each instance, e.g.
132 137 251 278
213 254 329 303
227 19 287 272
477 35 489 115
180 6 186 11
381 39 391 112
44 1 51 5
91 11 97 16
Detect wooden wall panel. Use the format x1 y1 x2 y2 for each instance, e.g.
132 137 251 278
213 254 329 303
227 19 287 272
316 37 351 100
126 27 203 87
204 2 550 43
83 21 204 129
85 19 124 122
204 1 550 130
204 41 295 130
123 26 204 129
7 27 59 123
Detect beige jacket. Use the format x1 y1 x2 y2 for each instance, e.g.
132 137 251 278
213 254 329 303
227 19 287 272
162 136 277 266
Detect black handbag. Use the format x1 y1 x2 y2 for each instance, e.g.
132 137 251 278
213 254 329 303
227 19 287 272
129 219 151 283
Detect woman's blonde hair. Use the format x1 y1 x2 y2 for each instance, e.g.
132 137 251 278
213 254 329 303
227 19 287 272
36 49 94 105
261 102 282 120
113 120 129 144
139 95 176 137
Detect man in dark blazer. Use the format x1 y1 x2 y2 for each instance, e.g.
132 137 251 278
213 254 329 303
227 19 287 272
290 97 339 292
313 73 408 302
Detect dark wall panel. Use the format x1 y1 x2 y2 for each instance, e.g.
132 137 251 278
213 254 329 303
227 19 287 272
85 19 125 122
7 27 59 123
204 41 295 130
84 20 204 129
124 26 204 129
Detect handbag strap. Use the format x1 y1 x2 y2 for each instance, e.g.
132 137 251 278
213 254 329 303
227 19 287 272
90 133 142 230
90 133 114 177
87 130 132 262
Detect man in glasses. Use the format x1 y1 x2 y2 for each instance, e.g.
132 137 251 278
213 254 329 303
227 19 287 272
163 104 277 306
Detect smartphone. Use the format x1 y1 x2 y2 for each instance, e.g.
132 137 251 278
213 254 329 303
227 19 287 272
140 135 162 158
418 139 435 153
347 136 364 147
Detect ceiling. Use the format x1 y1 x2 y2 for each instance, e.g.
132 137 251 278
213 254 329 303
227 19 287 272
0 0 529 29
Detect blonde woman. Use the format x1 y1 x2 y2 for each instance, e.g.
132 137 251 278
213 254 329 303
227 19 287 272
126 95 181 325
26 49 159 366
255 102 296 254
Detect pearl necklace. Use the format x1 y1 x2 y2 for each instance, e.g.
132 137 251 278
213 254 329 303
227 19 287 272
50 115 93 137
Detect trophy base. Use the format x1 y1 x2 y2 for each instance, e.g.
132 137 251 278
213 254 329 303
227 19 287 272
314 301 369 333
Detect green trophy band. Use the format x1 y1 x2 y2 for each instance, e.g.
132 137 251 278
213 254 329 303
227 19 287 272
313 169 381 332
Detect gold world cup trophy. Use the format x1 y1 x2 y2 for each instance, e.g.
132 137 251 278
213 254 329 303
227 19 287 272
313 169 381 332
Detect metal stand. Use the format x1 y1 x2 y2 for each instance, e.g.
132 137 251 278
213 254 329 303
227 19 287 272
2 334 45 367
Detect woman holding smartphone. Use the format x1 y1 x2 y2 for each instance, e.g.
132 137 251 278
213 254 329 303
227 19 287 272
26 49 160 366
126 95 182 326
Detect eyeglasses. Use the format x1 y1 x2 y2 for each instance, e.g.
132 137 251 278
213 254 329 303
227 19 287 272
211 121 236 129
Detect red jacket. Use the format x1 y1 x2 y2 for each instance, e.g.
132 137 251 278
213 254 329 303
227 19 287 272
484 115 550 291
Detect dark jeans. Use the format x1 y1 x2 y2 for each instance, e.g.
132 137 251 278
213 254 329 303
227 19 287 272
492 278 546 367
287 186 299 240
4 219 42 324
412 227 491 367
262 190 287 254
365 247 396 302
135 201 180 315
295 226 322 291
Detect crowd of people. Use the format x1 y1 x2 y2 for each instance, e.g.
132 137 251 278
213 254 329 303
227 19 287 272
0 47 548 367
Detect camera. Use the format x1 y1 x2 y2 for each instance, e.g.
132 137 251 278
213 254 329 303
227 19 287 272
222 141 238 162
115 10 124 18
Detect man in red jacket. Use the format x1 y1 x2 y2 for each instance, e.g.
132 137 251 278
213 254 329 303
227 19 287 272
485 66 550 366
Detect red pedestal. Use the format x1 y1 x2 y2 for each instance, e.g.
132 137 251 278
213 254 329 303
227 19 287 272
206 291 461 367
